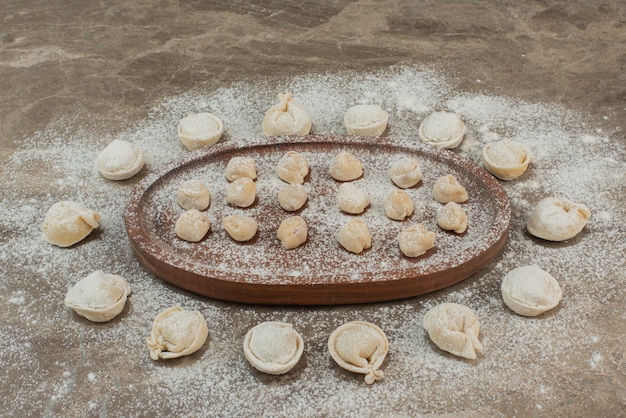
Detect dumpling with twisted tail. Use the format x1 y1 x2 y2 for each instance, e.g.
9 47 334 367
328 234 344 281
423 303 483 360
146 306 208 360
262 92 312 136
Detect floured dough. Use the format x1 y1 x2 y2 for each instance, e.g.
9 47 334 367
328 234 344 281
437 202 468 234
276 151 309 184
177 179 211 211
527 197 591 241
262 92 312 136
146 306 209 360
225 156 257 181
384 189 414 221
222 215 258 242
338 219 371 254
329 151 364 182
501 265 562 317
423 303 483 360
277 184 308 212
482 139 532 181
328 321 389 384
177 112 224 151
226 177 257 208
64 270 131 322
344 104 388 137
337 183 370 214
243 321 304 375
398 223 435 258
42 201 101 247
96 139 145 180
277 216 308 249
175 209 211 242
418 111 466 149
389 157 422 189
433 174 469 203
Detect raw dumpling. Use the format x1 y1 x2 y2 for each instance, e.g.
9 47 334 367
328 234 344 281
262 92 312 136
398 223 435 258
423 303 483 360
389 157 422 189
384 189 414 221
329 151 363 182
527 197 591 241
418 111 466 149
175 209 211 242
437 202 468 234
482 139 532 181
225 156 257 181
243 322 304 375
501 265 562 317
177 112 224 151
42 201 101 247
226 177 257 208
328 321 388 384
177 179 211 211
337 183 370 215
277 184 308 212
432 174 468 203
344 104 388 137
146 306 209 360
277 216 308 249
96 139 145 180
222 215 258 242
338 219 371 254
64 270 131 322
276 151 309 184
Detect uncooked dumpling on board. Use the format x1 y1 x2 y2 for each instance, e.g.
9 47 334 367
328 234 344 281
389 157 422 189
277 184 308 212
338 219 371 254
482 139 532 181
418 111 466 149
437 202 468 234
398 223 435 258
146 306 209 360
276 151 309 184
337 183 370 215
262 92 312 136
328 321 389 384
277 216 308 249
384 189 414 221
96 139 145 180
501 265 562 317
175 209 211 242
225 156 257 182
64 270 131 322
177 112 224 151
222 215 258 242
344 104 388 136
423 303 483 360
42 201 101 247
226 177 257 208
527 197 591 241
329 151 364 182
432 174 469 204
177 179 211 211
243 321 304 375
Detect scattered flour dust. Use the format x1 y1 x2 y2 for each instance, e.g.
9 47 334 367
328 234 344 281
0 66 624 416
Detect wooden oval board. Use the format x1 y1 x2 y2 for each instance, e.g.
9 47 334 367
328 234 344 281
124 135 510 305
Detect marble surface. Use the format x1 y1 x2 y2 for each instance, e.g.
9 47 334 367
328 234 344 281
1 1 625 416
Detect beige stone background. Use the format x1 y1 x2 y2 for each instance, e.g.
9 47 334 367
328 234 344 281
1 1 625 416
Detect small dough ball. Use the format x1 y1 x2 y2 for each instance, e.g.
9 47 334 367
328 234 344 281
337 183 370 215
222 215 258 242
527 197 591 241
329 151 363 182
344 104 388 137
501 265 563 317
42 201 101 247
226 177 257 208
175 209 211 242
418 111 466 149
482 139 532 181
277 216 308 249
278 184 308 212
390 157 422 189
384 189 414 221
437 202 468 234
276 151 309 184
225 157 257 181
433 174 468 203
177 112 224 151
398 223 435 258
96 139 145 180
423 303 483 360
177 179 211 211
262 92 312 136
338 219 372 254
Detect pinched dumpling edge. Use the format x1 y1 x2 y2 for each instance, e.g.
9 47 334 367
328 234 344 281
482 139 532 181
96 139 145 181
177 112 224 151
64 270 131 322
423 302 484 360
527 196 591 241
243 321 305 375
146 306 209 360
501 265 563 316
418 111 466 149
